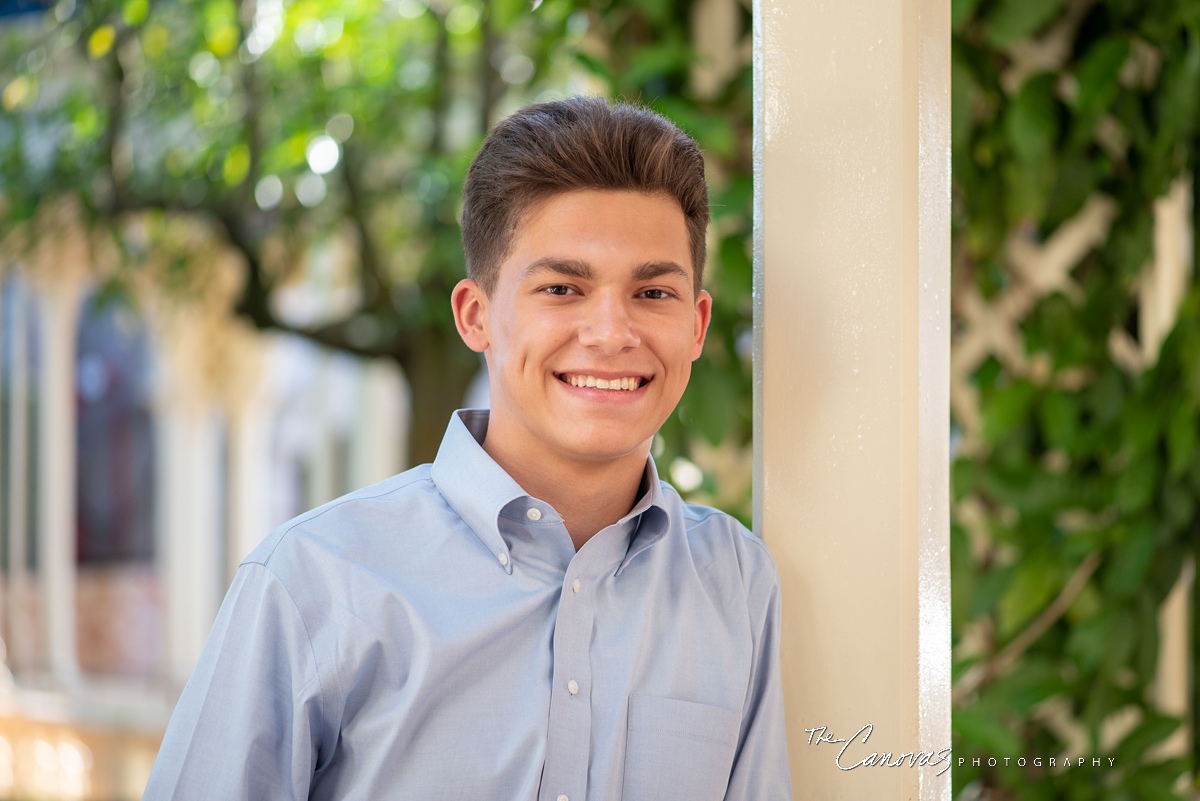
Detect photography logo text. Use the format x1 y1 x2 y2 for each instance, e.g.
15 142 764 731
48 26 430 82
804 724 953 776
805 724 1118 777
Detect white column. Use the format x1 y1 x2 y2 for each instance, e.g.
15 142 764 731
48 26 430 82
227 403 273 579
156 407 224 686
226 334 271 578
36 278 85 684
306 354 337 510
754 0 952 796
151 315 228 686
4 277 33 673
350 359 409 488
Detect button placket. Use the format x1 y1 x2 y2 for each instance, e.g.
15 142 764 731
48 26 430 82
538 556 595 801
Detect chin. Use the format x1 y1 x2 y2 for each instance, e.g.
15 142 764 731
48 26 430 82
561 431 653 464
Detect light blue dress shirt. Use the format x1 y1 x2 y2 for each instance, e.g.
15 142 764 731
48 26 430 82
144 410 792 800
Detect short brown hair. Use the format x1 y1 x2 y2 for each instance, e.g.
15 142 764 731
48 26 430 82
461 96 709 296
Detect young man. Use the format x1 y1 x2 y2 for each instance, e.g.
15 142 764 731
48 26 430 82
144 97 791 800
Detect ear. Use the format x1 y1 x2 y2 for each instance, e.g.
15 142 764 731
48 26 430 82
451 278 490 353
691 289 713 361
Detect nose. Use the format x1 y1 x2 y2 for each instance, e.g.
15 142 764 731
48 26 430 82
578 292 640 354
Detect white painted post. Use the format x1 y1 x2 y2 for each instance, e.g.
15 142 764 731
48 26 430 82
307 352 339 509
4 277 33 672
350 359 408 489
227 402 273 579
754 0 952 796
36 278 85 685
155 407 224 686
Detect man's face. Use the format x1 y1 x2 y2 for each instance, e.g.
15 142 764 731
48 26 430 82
454 189 711 469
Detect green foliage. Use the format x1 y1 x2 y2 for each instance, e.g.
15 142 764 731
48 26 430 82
953 0 1200 797
0 0 756 513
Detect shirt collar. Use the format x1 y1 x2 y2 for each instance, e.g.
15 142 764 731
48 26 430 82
430 409 671 573
615 455 670 575
430 410 527 571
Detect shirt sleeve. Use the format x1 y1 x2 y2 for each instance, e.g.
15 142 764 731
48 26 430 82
142 561 327 800
724 568 793 800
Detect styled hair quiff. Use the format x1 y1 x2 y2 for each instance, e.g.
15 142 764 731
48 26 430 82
460 96 710 296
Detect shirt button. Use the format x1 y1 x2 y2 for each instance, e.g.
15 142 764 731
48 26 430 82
567 679 579 695
557 795 569 801
526 507 542 521
498 552 509 566
572 579 581 593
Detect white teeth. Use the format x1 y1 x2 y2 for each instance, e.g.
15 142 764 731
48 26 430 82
562 374 642 391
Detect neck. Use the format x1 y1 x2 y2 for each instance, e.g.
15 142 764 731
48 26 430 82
482 426 648 551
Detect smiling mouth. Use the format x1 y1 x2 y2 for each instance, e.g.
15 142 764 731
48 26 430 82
556 373 647 391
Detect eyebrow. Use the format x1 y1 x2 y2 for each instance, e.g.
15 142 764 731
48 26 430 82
631 261 691 284
521 257 592 282
520 258 691 285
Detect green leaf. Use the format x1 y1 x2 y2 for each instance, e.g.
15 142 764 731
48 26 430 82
490 0 527 31
1067 613 1111 672
1129 759 1190 799
1038 390 1079 452
998 554 1059 637
1100 610 1137 677
953 704 1024 755
1161 482 1194 532
951 54 978 153
123 0 150 27
982 380 1036 443
1102 527 1155 598
1166 402 1197 478
985 0 1064 48
1065 579 1102 623
1114 456 1158 513
951 0 983 30
677 362 739 446
1120 401 1161 457
969 563 1014 622
1116 713 1182 763
1003 158 1057 219
715 235 752 298
624 41 693 89
1073 36 1131 113
951 457 977 501
1004 73 1059 161
1154 34 1200 142
1133 592 1160 687
986 660 1067 710
1087 367 1126 426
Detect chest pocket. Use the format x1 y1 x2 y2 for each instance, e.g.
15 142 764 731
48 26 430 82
621 695 741 801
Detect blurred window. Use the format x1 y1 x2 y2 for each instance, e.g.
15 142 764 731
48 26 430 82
74 294 156 564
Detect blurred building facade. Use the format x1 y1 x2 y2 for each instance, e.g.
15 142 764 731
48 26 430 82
0 209 409 799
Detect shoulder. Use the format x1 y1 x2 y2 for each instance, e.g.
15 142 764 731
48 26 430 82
244 464 440 570
659 481 780 603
